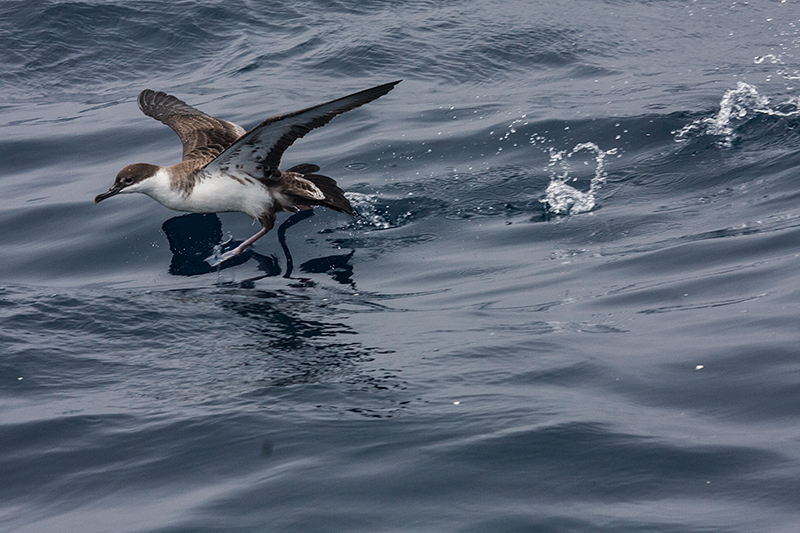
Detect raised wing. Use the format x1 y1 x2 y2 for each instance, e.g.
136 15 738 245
201 80 401 181
137 90 247 165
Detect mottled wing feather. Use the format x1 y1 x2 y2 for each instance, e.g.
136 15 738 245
201 81 401 182
137 90 246 165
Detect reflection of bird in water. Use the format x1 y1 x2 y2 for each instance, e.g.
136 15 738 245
161 213 277 277
162 211 355 286
276 209 314 279
95 81 401 266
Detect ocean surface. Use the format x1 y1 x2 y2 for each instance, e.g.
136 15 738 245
2 1 800 531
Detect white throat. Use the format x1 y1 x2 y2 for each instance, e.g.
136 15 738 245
126 168 180 207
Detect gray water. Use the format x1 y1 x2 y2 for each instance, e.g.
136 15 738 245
2 1 800 531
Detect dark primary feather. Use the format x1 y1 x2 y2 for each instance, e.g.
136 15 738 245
202 80 401 182
137 90 245 165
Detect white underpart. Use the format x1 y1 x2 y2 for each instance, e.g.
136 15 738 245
126 168 274 220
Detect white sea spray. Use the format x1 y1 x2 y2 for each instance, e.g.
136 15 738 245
674 82 800 147
540 142 618 215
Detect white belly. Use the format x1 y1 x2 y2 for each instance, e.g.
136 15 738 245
135 169 274 220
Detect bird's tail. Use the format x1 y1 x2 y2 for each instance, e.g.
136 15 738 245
286 164 355 216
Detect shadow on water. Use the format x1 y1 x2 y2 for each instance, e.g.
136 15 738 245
161 212 355 286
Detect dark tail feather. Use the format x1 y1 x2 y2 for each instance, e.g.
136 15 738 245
303 174 355 216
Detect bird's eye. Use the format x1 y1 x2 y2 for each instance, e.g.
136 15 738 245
123 177 133 184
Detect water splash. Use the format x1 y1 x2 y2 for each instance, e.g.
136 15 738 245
674 82 800 147
346 192 414 230
540 142 618 215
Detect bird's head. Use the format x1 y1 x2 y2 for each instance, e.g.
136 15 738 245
94 163 160 204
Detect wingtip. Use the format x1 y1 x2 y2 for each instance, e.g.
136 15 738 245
369 80 402 92
137 89 156 109
367 80 402 99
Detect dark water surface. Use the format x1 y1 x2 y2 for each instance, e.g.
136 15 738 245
3 1 800 531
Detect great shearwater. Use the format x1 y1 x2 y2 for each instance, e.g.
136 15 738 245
95 80 400 265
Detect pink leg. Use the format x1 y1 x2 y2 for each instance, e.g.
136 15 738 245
208 227 270 266
229 227 270 255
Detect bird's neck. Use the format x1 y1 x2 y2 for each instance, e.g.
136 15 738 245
135 167 186 208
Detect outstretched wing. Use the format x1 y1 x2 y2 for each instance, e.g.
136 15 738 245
137 90 247 165
201 80 401 181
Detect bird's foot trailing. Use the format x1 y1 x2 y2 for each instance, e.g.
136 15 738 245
206 247 242 268
206 226 271 267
